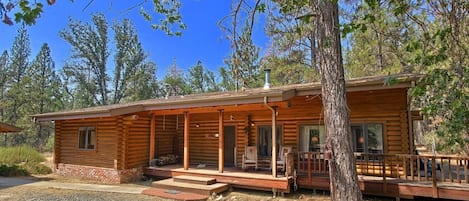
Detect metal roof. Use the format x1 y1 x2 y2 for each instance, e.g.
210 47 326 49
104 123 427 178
32 74 420 122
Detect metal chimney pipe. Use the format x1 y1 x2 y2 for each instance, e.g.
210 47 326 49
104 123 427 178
263 68 271 89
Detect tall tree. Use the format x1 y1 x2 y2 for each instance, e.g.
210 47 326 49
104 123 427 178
162 60 190 97
24 43 63 149
124 61 159 102
315 1 362 200
218 66 236 91
220 0 264 91
224 26 262 90
5 25 30 124
264 0 319 84
112 19 149 104
60 13 110 106
187 60 219 93
343 1 417 77
0 50 8 122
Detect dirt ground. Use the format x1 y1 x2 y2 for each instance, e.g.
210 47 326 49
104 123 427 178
0 174 401 201
0 154 388 201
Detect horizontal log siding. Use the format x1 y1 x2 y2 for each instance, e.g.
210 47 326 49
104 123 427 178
56 117 119 168
54 88 408 172
189 114 223 165
125 114 151 169
154 115 179 157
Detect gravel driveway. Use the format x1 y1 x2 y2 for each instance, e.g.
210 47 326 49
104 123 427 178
0 186 165 201
0 176 333 201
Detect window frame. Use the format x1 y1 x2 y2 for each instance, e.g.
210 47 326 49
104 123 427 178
78 126 96 150
298 124 326 153
351 123 384 154
257 125 283 157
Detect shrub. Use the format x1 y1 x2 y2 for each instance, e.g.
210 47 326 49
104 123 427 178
44 135 55 152
0 145 45 164
0 164 29 177
23 163 52 175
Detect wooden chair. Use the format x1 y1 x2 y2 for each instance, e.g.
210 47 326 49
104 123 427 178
277 146 292 172
242 146 258 170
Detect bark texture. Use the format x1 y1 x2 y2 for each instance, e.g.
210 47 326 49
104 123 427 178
316 1 363 200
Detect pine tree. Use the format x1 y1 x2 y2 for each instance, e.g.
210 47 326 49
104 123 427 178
0 50 8 122
24 43 63 149
188 60 219 93
162 60 190 97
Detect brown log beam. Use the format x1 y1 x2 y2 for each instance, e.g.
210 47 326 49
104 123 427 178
149 114 156 166
150 102 285 115
218 109 224 173
184 112 190 170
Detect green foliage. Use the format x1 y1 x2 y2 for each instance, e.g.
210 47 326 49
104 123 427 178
264 1 320 84
412 68 468 153
0 164 29 176
44 134 54 152
162 60 191 96
224 26 262 90
143 0 186 36
0 146 51 175
187 60 219 93
112 19 159 103
23 162 52 174
60 13 110 107
14 1 43 25
0 145 45 164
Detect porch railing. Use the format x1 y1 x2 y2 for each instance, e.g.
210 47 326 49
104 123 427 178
298 152 469 186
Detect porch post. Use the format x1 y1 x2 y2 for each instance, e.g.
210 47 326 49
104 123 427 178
218 109 224 173
149 114 156 166
184 112 190 170
271 107 277 178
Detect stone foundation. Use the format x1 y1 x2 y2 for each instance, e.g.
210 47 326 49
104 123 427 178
55 163 142 184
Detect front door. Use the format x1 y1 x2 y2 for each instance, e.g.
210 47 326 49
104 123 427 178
224 126 236 167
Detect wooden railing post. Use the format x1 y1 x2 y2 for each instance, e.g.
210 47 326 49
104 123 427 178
307 152 311 181
432 156 438 198
383 155 387 193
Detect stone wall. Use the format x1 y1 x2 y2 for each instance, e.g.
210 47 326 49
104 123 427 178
55 163 142 184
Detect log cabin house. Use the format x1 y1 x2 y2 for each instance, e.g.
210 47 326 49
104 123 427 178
33 73 469 200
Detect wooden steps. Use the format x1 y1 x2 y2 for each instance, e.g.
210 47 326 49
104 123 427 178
148 175 230 199
173 175 217 185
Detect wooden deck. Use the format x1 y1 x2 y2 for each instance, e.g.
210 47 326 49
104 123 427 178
298 152 469 200
298 175 469 200
144 164 293 193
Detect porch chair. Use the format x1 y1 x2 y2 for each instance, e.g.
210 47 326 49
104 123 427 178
242 146 258 170
276 146 292 172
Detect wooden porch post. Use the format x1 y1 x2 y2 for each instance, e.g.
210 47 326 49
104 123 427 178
149 114 156 166
218 109 224 173
271 107 277 178
184 112 190 170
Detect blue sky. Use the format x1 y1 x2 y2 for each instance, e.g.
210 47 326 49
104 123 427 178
0 0 269 78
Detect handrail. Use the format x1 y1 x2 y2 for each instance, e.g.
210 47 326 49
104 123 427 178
297 152 469 185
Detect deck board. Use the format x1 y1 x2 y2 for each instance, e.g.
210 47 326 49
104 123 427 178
144 165 292 192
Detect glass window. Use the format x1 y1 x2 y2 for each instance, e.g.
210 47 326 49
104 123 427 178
78 127 96 150
352 124 383 153
257 126 282 157
299 125 326 152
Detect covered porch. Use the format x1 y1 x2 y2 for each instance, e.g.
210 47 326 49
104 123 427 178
146 94 294 178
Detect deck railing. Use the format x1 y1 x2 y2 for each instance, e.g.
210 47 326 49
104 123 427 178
298 152 469 185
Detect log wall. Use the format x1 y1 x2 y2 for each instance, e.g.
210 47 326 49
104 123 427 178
55 117 120 168
174 88 410 167
55 88 409 171
124 113 151 169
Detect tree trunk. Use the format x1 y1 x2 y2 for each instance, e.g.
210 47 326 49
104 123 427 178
315 1 363 200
